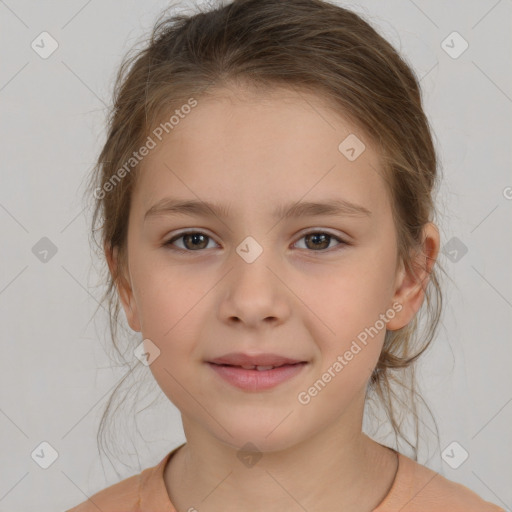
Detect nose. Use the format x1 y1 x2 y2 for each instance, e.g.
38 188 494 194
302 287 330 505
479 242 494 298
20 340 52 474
218 250 291 329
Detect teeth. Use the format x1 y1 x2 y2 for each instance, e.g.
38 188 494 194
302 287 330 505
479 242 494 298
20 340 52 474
238 364 277 370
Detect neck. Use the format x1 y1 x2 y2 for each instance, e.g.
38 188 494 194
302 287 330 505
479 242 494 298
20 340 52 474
164 418 398 512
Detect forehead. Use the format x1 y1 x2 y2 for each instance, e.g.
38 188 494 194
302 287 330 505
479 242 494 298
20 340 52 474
133 85 391 221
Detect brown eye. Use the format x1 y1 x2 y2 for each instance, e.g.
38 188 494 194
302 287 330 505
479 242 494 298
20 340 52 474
165 232 217 251
294 231 346 252
164 230 347 254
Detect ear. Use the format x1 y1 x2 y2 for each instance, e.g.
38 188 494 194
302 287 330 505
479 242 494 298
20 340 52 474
104 243 142 332
386 222 440 331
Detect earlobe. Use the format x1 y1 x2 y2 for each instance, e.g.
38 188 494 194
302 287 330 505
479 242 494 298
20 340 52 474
386 223 440 331
105 243 142 332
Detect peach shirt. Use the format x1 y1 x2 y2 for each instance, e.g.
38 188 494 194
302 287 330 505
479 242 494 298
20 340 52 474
66 443 505 512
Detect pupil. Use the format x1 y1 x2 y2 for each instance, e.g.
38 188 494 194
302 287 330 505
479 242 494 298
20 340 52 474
307 233 329 250
186 233 207 250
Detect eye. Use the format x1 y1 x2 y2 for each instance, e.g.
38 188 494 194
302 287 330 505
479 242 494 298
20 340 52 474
293 231 347 252
164 231 219 252
164 230 347 253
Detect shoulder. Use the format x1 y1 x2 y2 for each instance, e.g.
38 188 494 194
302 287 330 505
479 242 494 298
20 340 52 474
415 469 505 512
64 447 180 512
380 452 505 512
64 468 145 512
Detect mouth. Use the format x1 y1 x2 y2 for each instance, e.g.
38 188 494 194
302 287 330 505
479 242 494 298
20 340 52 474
206 361 308 391
209 362 306 371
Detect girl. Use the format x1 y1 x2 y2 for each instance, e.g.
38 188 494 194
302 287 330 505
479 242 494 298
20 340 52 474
67 0 504 510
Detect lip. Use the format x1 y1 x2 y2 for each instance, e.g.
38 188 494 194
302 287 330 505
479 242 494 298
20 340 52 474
207 362 308 391
208 352 306 367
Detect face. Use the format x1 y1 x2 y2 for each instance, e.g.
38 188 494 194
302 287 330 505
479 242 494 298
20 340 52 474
111 84 438 452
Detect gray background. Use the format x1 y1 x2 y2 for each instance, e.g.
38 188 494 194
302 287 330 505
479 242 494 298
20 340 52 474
0 0 511 510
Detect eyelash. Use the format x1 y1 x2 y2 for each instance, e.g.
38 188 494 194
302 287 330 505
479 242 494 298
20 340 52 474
163 230 348 254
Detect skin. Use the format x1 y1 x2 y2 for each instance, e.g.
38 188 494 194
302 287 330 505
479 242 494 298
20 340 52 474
107 83 440 512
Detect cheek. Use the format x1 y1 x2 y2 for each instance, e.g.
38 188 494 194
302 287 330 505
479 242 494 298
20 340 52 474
136 276 207 409
133 260 207 337
132 259 215 357
300 253 394 384
307 258 393 338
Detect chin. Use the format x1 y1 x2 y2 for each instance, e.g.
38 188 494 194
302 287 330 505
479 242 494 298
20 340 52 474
210 418 308 455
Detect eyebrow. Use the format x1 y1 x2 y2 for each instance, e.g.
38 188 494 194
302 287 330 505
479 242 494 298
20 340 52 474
144 197 372 221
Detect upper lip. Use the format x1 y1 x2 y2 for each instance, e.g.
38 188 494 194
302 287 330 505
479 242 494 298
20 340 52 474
208 353 306 367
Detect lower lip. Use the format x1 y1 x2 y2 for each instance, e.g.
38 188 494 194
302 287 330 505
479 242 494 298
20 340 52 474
207 362 307 391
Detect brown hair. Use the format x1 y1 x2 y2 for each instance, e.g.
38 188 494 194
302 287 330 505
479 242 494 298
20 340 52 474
86 0 447 467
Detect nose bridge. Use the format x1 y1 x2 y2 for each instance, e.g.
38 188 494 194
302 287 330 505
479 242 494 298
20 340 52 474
219 236 290 326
